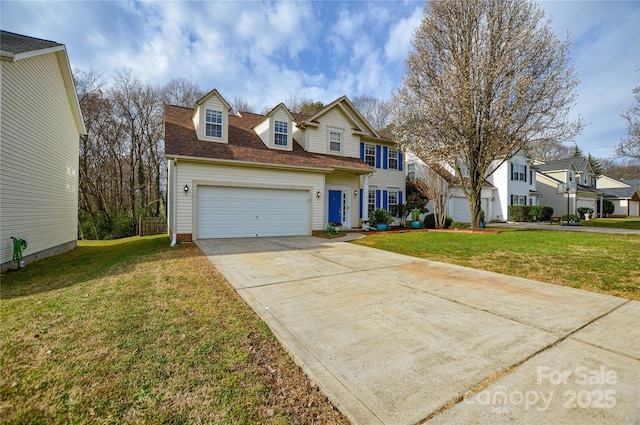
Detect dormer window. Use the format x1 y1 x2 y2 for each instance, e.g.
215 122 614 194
329 128 342 152
205 109 223 138
274 120 288 147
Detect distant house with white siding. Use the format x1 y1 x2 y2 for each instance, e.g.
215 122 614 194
163 89 404 241
1 31 86 271
406 152 540 222
596 176 640 217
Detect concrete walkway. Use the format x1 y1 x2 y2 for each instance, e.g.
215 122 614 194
490 221 640 235
197 236 639 425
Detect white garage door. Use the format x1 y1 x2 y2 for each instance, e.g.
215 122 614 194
197 186 309 238
449 196 489 223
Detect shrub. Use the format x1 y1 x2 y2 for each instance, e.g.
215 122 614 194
509 205 554 222
423 213 453 229
577 207 594 220
602 200 615 217
370 208 394 226
508 205 529 222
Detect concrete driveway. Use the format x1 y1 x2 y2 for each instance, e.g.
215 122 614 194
197 236 639 425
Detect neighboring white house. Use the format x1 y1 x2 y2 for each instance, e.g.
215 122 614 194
1 31 86 271
406 152 539 222
535 157 601 217
596 176 640 217
163 89 404 241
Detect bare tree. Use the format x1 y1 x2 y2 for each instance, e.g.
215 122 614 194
351 95 391 131
528 139 573 162
231 96 255 113
617 85 640 162
413 165 455 229
393 0 581 227
161 77 204 107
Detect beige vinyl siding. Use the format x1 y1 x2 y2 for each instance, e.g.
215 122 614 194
292 125 306 150
174 161 325 236
1 52 79 266
193 95 229 143
306 108 360 158
367 163 405 191
253 118 270 147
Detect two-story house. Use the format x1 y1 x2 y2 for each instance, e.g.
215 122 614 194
596 176 640 217
1 31 86 271
406 152 540 222
535 157 601 217
163 89 404 241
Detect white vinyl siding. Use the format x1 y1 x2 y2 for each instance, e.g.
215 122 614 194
1 52 80 266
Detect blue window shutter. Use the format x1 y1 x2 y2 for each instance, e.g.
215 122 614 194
524 165 527 182
383 190 388 209
383 147 388 169
376 190 381 208
510 163 514 181
375 145 381 168
398 151 403 171
359 189 363 218
360 142 365 161
398 191 403 205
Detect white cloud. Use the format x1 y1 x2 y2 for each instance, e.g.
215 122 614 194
384 5 423 62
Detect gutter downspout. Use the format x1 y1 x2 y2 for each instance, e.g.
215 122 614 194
170 157 178 247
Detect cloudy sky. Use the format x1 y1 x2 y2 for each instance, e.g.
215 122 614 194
2 1 638 159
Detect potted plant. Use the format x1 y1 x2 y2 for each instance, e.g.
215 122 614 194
410 208 421 228
326 222 342 232
370 208 393 231
479 209 486 229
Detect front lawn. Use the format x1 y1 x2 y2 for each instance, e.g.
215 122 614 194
352 229 640 300
580 217 640 230
0 235 347 424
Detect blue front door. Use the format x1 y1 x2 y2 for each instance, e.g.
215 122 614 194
328 190 342 223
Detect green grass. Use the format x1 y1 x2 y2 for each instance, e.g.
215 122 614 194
352 229 640 300
0 236 347 424
580 217 640 230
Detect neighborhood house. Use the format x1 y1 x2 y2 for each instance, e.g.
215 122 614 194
163 90 405 241
0 31 85 271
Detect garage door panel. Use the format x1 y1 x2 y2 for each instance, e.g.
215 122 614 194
197 186 309 239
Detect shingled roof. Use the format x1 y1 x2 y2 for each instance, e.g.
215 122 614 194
0 30 63 57
164 105 374 173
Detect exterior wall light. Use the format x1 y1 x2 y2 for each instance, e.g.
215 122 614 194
354 190 358 196
184 184 189 193
316 191 321 199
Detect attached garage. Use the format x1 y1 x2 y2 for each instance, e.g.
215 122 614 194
448 196 489 223
197 186 310 238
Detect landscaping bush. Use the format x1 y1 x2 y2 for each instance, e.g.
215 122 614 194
508 205 529 222
370 208 394 227
577 207 594 220
508 205 554 222
423 213 453 229
528 206 554 222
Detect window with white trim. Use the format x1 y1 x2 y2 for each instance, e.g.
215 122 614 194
510 195 527 205
274 120 288 146
388 190 399 217
388 149 398 170
512 163 526 181
329 129 342 152
205 109 223 138
368 190 376 215
364 143 376 166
